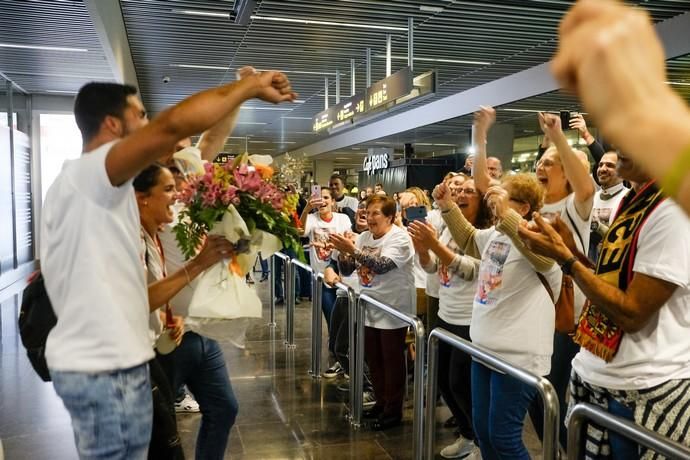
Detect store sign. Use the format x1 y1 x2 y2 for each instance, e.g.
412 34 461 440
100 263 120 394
362 148 392 175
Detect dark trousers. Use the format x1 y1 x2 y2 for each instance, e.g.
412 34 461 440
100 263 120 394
365 326 408 419
426 295 439 336
157 332 239 460
528 331 580 450
149 358 184 460
331 296 374 391
434 318 474 440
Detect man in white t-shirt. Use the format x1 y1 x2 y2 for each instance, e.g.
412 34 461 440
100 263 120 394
519 153 690 458
588 151 628 261
329 174 359 217
41 74 297 459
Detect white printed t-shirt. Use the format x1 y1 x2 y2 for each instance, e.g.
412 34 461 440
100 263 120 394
437 228 476 326
41 141 154 372
304 212 351 274
572 200 690 390
356 225 415 329
541 193 592 320
470 229 561 376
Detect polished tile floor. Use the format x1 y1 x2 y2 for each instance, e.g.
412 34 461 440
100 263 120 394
0 276 543 459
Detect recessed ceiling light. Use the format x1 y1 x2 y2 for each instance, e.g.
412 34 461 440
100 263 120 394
0 43 88 52
250 15 407 31
240 106 292 111
255 68 335 76
419 5 444 13
172 9 230 19
375 55 490 66
169 64 228 70
282 116 312 120
45 90 78 94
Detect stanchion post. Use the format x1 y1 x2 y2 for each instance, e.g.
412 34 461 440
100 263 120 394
424 334 440 460
411 317 426 460
284 259 296 348
268 254 277 327
352 296 366 427
342 284 358 424
310 272 324 378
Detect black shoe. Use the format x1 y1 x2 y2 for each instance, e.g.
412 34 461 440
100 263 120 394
363 406 383 420
295 297 301 305
276 298 284 305
260 274 269 282
370 415 402 431
444 415 458 428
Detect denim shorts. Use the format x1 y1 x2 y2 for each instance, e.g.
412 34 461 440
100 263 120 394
51 363 152 460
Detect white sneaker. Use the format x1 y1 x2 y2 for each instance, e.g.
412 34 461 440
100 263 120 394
363 391 377 409
463 448 482 460
323 362 344 379
175 393 200 413
440 436 476 459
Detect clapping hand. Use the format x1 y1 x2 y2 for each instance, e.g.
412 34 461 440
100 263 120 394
517 212 575 263
329 233 357 255
484 185 510 220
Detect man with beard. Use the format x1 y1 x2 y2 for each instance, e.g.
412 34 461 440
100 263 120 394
589 151 628 260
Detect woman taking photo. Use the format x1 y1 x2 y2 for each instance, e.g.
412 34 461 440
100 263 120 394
300 186 351 378
330 195 415 431
409 174 491 459
435 174 561 460
134 164 239 460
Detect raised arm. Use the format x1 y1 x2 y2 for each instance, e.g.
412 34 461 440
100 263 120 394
472 106 496 194
106 72 297 186
433 183 481 258
196 67 259 162
539 112 594 219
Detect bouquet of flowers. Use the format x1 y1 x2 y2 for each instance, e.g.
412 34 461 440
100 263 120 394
172 151 302 320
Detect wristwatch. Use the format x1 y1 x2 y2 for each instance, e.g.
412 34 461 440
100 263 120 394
560 256 578 275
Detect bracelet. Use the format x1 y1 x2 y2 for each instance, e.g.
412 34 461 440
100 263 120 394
660 143 690 197
560 256 578 276
182 265 192 285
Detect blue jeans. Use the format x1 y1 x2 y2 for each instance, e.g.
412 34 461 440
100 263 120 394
51 363 152 460
258 253 268 277
158 332 238 460
607 396 639 459
472 361 537 460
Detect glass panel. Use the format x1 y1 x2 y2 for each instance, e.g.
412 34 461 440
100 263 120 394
39 113 82 204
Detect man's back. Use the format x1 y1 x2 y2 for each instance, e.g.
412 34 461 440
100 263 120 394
40 141 152 373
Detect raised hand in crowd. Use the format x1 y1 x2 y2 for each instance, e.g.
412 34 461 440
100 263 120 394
483 185 510 221
569 113 594 144
554 0 690 215
432 183 454 212
473 105 497 194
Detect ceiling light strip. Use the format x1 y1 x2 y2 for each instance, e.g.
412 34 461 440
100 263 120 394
0 43 88 52
250 15 407 32
172 9 230 19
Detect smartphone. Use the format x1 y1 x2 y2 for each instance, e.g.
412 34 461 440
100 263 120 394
405 206 428 223
559 110 571 129
311 185 321 200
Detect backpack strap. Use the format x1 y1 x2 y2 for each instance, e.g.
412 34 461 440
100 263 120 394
564 207 585 252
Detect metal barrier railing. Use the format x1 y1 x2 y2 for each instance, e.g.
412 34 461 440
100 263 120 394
309 270 324 378
288 258 315 349
353 293 426 460
333 281 358 420
568 403 690 460
269 252 290 329
425 328 560 460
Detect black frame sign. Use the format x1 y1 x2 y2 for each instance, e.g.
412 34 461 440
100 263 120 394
366 66 413 111
312 66 414 133
362 148 393 175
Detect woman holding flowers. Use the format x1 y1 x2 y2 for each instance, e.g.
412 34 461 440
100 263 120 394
134 163 239 460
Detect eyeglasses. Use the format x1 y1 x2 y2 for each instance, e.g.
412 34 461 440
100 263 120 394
456 188 477 195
